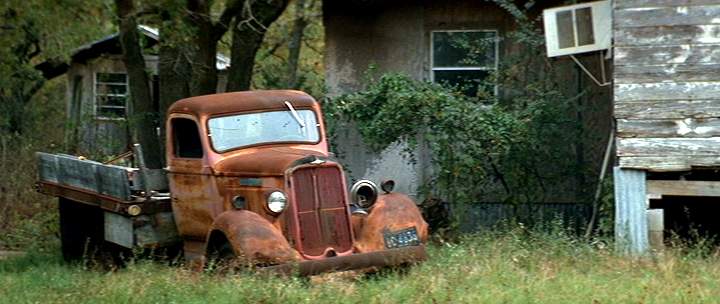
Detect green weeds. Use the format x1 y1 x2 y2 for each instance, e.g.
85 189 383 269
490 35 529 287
2 231 720 303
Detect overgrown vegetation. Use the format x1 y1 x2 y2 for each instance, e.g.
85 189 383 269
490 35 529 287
326 72 523 206
0 0 110 134
326 1 611 232
0 79 65 250
4 230 720 303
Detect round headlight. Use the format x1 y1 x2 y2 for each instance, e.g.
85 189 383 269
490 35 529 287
267 191 287 214
350 180 379 208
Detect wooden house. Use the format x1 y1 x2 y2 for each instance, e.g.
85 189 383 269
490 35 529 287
38 25 229 155
613 0 720 253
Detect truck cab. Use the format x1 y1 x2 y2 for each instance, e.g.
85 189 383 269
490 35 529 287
166 90 428 272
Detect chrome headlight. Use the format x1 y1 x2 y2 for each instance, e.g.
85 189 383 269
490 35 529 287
267 191 287 214
350 180 379 208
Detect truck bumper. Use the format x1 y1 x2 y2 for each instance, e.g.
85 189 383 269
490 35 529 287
261 245 427 276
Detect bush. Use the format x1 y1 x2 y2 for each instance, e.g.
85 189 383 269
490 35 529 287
327 73 522 207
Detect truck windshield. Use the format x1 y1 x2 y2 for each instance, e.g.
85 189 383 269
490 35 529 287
208 109 320 152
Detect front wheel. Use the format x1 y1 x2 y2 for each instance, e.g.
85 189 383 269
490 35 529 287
206 239 245 274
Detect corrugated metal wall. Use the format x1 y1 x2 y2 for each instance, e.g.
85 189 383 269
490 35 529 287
454 203 592 233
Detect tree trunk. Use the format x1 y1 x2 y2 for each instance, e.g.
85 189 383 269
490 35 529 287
158 23 192 117
226 0 289 92
115 0 163 169
286 0 308 89
154 0 244 158
188 0 218 96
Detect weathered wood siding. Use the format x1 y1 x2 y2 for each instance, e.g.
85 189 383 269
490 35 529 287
614 0 720 171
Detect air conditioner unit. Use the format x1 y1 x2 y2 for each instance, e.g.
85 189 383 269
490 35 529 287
543 0 612 58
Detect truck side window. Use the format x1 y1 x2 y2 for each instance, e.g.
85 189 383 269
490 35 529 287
172 118 203 158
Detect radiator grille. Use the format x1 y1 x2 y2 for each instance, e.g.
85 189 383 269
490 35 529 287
290 166 352 256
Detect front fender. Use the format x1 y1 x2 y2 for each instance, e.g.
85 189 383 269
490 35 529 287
352 193 429 253
208 210 301 265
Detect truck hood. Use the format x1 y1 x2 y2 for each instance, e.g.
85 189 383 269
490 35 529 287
212 147 327 176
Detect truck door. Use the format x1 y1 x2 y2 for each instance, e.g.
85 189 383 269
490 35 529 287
167 116 221 241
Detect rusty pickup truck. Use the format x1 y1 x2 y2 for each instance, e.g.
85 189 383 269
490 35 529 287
36 90 428 275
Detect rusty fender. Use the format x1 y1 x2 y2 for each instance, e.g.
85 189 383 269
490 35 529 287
207 210 301 265
261 245 427 276
352 192 429 253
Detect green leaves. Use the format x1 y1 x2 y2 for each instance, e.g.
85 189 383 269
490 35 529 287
326 51 589 208
326 73 523 204
0 0 112 133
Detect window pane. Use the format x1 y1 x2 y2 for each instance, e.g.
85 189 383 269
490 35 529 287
96 83 127 95
433 31 496 68
208 110 320 152
97 107 125 118
98 96 127 107
434 70 492 98
576 8 595 46
97 73 127 83
556 10 575 49
95 73 127 118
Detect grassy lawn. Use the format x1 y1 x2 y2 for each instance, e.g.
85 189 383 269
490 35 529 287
2 231 720 304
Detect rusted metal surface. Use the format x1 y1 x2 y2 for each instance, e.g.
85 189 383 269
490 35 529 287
261 245 427 276
213 147 326 177
209 210 301 265
36 181 172 215
352 193 429 253
168 90 319 120
165 91 331 244
134 212 181 248
288 164 353 259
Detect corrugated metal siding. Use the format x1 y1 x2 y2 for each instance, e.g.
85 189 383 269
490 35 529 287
455 202 592 233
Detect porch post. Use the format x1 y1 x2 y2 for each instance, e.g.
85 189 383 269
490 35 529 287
614 167 648 255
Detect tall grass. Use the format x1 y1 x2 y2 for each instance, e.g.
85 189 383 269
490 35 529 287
3 230 720 303
0 79 65 251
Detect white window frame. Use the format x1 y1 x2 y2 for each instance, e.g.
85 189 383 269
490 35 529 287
430 29 500 97
93 72 128 120
542 0 611 57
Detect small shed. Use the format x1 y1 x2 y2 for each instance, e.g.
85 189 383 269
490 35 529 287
38 25 230 156
612 1 720 253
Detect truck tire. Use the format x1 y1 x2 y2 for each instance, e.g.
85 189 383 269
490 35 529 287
58 198 104 262
206 232 241 273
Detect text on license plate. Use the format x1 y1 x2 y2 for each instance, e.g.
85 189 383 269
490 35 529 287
383 227 420 249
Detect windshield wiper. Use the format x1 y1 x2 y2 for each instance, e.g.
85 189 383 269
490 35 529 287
284 101 306 129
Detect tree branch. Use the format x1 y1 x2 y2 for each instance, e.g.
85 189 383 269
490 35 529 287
212 0 243 40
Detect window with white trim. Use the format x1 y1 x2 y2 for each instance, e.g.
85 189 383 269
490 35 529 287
95 72 128 119
431 30 498 98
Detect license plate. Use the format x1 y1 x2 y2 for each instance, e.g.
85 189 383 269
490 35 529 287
383 227 420 249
